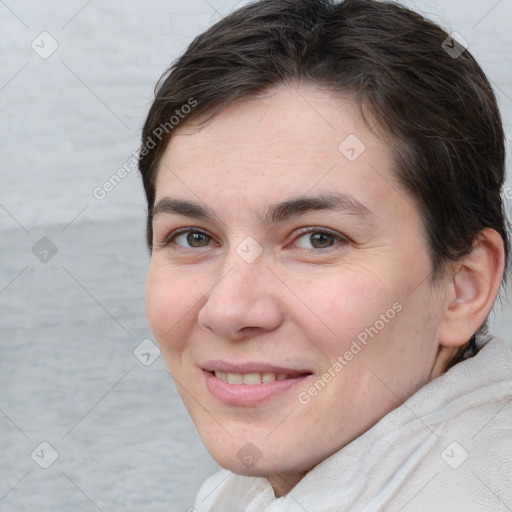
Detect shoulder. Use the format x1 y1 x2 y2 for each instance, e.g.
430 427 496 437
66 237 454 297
193 469 232 511
394 337 512 510
193 469 272 511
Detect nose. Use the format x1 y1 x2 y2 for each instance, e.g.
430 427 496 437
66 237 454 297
197 250 283 341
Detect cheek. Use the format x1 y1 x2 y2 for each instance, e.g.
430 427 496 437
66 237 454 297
145 264 199 350
300 264 439 383
299 269 393 348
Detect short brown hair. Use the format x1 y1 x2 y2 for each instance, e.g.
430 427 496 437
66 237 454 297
138 0 510 364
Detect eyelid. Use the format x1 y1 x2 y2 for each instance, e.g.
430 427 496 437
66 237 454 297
157 225 349 250
292 226 348 241
157 226 216 248
290 226 350 251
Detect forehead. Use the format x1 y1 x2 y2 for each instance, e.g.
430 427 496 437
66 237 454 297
154 84 410 222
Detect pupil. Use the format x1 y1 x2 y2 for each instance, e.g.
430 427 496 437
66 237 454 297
311 233 332 248
188 232 208 247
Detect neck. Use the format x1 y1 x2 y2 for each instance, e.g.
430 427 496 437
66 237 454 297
267 471 306 497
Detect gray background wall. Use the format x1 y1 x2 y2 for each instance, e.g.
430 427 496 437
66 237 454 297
1 1 511 510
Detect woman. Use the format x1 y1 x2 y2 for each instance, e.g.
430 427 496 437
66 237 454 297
138 0 511 509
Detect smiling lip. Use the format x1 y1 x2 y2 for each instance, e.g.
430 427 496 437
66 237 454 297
202 360 312 375
202 360 312 406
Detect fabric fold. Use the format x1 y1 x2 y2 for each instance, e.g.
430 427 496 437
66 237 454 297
194 337 512 511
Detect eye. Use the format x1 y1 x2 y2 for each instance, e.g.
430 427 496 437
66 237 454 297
157 226 348 252
158 228 215 249
293 228 348 251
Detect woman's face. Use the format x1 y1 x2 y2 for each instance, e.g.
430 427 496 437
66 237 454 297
145 85 451 494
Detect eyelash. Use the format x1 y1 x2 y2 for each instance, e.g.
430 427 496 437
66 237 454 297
156 226 349 254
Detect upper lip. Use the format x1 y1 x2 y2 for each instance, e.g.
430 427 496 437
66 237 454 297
202 360 312 375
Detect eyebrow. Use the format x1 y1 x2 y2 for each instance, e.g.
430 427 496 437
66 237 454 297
152 192 373 227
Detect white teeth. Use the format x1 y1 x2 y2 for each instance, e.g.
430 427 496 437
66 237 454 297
227 373 243 384
213 371 292 384
242 373 261 385
262 372 277 383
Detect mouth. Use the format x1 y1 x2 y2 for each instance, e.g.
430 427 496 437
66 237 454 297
210 370 309 385
201 361 313 406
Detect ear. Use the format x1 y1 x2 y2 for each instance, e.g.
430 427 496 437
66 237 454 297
438 228 505 349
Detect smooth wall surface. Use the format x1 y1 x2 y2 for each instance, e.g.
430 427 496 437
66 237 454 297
1 1 511 510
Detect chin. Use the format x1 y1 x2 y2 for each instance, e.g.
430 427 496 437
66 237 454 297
205 436 309 479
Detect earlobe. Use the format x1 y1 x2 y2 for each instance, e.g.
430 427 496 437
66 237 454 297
438 229 505 349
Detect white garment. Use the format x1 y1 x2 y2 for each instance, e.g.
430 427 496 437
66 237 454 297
194 337 512 511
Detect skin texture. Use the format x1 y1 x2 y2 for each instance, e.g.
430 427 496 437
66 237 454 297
145 84 503 496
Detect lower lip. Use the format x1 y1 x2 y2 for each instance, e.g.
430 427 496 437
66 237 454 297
204 371 310 406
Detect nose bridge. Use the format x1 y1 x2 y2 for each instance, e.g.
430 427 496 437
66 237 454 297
214 234 269 297
211 241 269 309
197 239 282 338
